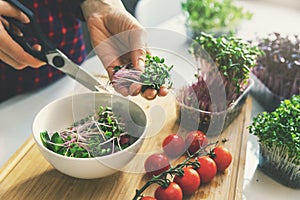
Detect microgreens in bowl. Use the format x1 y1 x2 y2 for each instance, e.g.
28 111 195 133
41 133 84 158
40 106 134 158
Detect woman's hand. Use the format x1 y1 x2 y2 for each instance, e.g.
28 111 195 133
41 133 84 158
81 0 168 99
0 0 44 69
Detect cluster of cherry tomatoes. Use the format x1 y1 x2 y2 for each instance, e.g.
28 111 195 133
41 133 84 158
141 131 232 200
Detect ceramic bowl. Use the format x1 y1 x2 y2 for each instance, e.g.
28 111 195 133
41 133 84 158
32 92 147 179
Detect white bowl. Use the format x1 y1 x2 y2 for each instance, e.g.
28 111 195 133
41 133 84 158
32 92 147 179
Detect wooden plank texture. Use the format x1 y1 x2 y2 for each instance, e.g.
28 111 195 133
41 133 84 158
0 95 252 200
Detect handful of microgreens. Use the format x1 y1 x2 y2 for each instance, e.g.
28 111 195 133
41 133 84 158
112 54 173 93
40 106 133 158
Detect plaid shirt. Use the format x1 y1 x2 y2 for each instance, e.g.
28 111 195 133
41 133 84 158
0 0 86 102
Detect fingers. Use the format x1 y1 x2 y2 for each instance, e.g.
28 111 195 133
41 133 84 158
0 16 9 28
0 49 44 70
0 23 45 69
141 86 169 100
88 15 124 71
32 44 42 51
141 88 157 100
106 66 117 82
86 10 168 100
129 83 141 96
0 49 26 69
158 86 169 97
0 2 44 69
131 48 146 71
0 1 29 23
129 27 147 71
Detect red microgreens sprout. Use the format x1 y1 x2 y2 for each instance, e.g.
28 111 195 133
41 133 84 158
177 32 262 112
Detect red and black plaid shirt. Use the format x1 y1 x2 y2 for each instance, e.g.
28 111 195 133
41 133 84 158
0 0 86 102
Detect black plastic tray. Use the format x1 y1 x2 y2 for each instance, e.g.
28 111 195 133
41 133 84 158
258 144 300 189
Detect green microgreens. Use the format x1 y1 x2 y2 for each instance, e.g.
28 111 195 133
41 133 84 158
40 106 132 158
178 32 262 111
112 54 173 92
249 95 300 165
182 0 252 37
191 32 262 96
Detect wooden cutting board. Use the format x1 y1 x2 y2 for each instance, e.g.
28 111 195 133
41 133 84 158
0 94 252 200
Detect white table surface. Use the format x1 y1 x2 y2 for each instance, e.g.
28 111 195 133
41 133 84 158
1 0 299 199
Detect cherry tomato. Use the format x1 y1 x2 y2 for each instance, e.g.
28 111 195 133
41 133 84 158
154 182 183 200
185 130 208 154
195 156 217 184
162 134 185 158
211 146 232 172
140 196 157 200
173 167 200 195
144 153 170 177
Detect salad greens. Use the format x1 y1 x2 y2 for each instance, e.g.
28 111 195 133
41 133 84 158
249 95 300 164
182 0 252 37
40 106 134 158
112 54 173 92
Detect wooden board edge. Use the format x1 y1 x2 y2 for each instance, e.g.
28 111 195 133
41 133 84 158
0 136 35 183
233 97 252 200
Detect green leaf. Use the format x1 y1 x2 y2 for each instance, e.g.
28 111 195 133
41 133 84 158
40 131 50 148
105 131 113 138
50 132 65 153
182 0 252 34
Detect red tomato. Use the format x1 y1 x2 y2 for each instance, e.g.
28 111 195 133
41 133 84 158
162 134 185 158
185 130 208 154
154 182 183 200
211 146 232 172
141 196 157 200
195 156 217 184
144 153 170 177
173 167 200 195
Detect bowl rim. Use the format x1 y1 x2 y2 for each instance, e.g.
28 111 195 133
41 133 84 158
32 91 148 161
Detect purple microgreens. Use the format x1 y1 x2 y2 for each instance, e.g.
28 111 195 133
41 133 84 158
252 33 300 99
